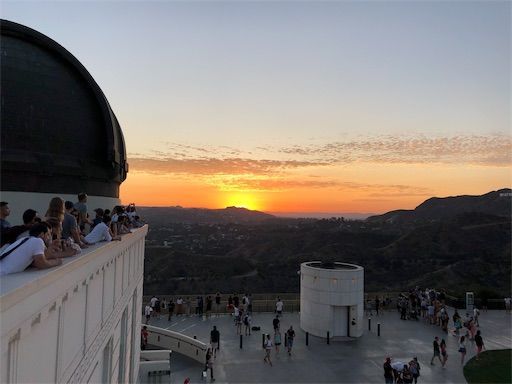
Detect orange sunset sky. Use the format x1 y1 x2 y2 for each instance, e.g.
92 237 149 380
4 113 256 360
6 1 510 214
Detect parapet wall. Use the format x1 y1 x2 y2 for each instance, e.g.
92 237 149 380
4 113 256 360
0 226 148 383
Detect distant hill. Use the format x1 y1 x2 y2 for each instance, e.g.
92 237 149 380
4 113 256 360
270 212 374 220
137 206 275 225
367 188 511 224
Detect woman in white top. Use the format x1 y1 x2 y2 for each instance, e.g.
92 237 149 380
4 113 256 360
263 334 273 366
84 215 121 244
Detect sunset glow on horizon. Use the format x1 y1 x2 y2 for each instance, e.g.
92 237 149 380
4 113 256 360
4 1 510 214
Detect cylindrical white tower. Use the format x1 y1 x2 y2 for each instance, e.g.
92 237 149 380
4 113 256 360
300 261 364 338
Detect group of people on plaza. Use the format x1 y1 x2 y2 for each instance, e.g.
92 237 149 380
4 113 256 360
384 287 488 383
0 197 143 276
384 357 421 384
144 292 233 324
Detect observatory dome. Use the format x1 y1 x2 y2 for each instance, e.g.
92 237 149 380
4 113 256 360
0 19 128 198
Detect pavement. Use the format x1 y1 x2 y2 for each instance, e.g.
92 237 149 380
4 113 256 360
143 309 512 384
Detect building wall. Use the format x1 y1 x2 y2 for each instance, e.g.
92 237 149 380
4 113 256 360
300 262 364 338
0 226 147 383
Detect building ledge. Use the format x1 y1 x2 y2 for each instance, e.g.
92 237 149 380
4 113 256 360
0 226 148 311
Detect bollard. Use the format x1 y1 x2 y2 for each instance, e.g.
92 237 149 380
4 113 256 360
327 331 330 345
262 334 265 349
306 332 309 346
240 334 243 349
377 323 381 337
368 317 371 331
284 333 288 348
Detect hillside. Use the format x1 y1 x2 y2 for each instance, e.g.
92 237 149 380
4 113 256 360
142 189 511 297
367 188 511 224
138 206 274 225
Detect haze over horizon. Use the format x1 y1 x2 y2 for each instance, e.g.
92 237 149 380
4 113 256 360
3 1 510 214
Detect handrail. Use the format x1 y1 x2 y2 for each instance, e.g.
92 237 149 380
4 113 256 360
145 325 207 364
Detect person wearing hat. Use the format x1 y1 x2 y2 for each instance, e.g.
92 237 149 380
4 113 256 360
384 357 394 384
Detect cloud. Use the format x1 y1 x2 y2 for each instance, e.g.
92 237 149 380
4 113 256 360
126 134 509 194
128 157 328 176
279 134 512 166
205 176 432 195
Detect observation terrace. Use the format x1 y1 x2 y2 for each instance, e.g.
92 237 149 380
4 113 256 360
0 226 148 384
143 307 511 384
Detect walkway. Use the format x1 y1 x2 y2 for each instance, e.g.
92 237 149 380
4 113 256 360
144 309 512 383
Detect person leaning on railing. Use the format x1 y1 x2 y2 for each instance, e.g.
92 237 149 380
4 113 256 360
85 215 121 244
0 222 66 275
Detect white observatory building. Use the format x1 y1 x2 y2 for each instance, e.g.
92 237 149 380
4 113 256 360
300 261 364 339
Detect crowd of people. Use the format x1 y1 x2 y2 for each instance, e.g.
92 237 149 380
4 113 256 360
0 196 144 276
383 287 488 383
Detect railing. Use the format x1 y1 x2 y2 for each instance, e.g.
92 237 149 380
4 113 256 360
145 325 207 363
145 291 509 315
143 293 301 315
0 226 148 384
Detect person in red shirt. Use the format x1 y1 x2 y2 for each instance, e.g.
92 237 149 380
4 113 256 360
141 326 149 350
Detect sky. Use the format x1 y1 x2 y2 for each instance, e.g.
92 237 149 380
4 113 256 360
2 0 511 215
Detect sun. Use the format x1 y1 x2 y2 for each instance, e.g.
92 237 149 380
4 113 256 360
224 194 263 211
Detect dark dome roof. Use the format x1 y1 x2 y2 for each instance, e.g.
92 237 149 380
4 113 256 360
0 19 128 197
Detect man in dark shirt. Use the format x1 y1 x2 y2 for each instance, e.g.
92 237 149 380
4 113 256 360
430 336 442 365
383 357 394 384
475 330 484 360
273 316 280 331
215 292 221 316
210 326 220 357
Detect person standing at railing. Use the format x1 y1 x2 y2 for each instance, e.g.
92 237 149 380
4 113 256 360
176 297 184 316
215 292 221 316
276 297 284 317
168 298 175 321
247 293 253 314
206 295 213 318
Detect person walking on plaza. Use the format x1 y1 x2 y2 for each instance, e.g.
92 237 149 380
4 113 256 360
458 335 467 365
384 357 394 384
274 329 282 354
440 339 448 368
144 304 152 324
264 334 273 366
273 315 280 332
205 348 215 381
286 326 295 356
430 336 442 365
475 330 485 360
243 312 252 336
210 326 220 358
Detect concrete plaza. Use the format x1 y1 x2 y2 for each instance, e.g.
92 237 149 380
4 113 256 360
145 309 512 384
